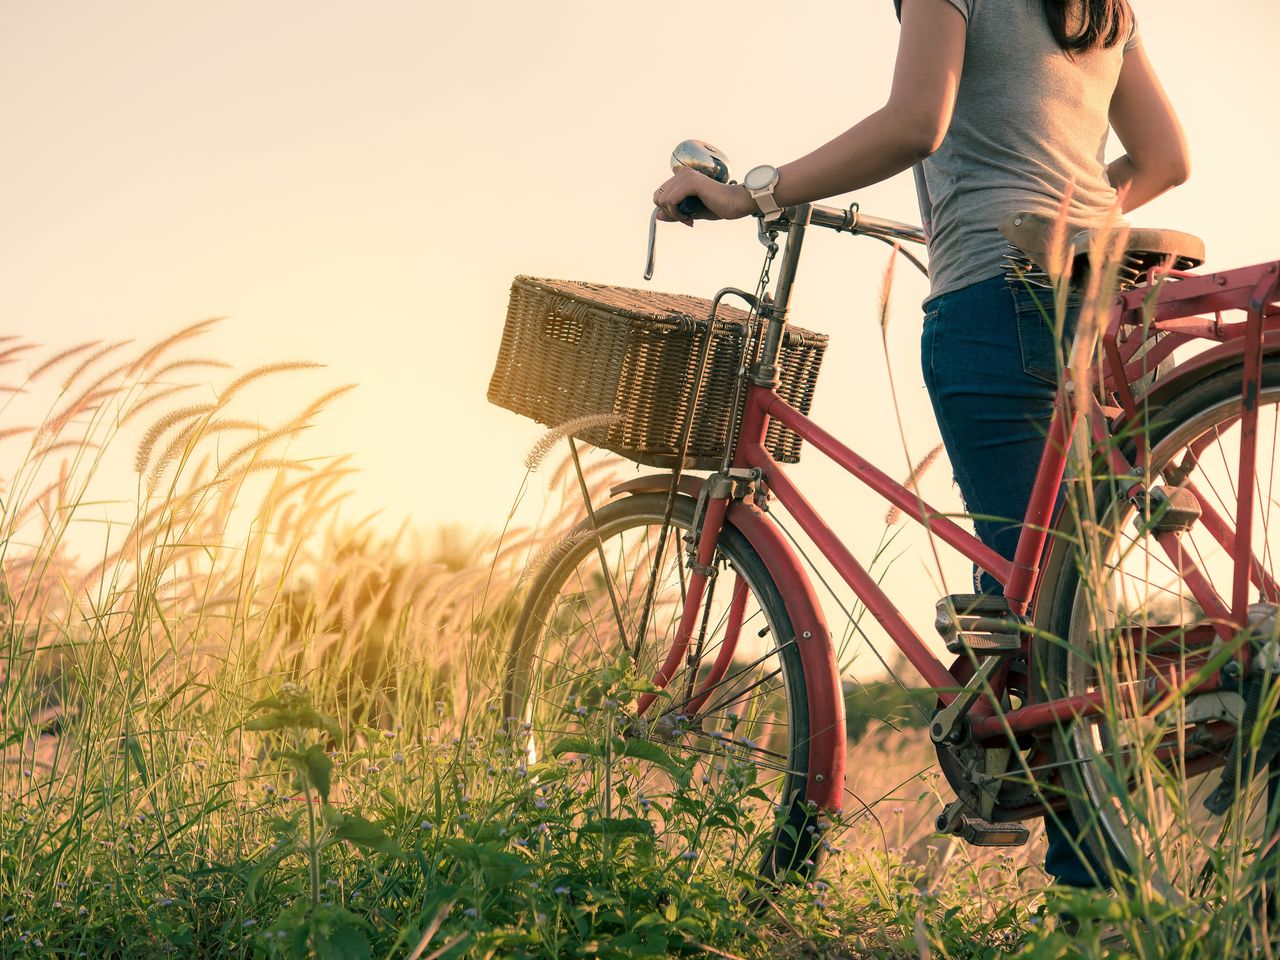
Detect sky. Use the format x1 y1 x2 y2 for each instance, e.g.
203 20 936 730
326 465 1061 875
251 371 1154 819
3 1 1278 671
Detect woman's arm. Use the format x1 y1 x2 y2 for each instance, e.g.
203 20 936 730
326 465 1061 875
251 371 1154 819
653 0 967 224
1107 41 1190 212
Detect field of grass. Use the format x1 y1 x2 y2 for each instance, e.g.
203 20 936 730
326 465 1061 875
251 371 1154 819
1 326 1275 959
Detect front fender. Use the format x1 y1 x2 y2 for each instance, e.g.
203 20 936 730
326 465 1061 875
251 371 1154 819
609 473 846 813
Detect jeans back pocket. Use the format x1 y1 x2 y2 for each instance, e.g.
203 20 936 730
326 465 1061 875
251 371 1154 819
1008 279 1080 385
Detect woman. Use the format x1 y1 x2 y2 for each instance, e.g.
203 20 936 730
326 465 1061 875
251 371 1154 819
652 0 1190 888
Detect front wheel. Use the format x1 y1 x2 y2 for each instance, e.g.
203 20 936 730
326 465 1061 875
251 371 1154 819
1041 359 1280 904
504 492 824 882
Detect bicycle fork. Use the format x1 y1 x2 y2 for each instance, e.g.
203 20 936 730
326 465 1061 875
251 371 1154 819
633 496 737 718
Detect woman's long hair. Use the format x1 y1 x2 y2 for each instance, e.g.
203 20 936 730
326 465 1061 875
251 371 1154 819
1040 0 1133 52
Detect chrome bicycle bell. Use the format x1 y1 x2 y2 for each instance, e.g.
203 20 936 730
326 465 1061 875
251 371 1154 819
670 139 732 183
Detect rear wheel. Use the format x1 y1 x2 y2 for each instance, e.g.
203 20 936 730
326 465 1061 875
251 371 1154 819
1043 360 1280 903
504 492 822 881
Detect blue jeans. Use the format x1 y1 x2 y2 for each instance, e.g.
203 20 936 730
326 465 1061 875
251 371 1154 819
921 273 1106 888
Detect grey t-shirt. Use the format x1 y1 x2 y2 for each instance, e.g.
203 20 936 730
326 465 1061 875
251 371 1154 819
895 0 1138 299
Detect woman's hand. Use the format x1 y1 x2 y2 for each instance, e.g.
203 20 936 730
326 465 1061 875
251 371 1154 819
652 167 756 225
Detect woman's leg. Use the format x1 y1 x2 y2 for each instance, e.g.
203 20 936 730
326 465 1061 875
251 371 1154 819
921 273 1107 888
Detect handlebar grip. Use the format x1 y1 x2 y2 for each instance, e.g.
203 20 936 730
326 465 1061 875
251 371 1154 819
677 196 705 217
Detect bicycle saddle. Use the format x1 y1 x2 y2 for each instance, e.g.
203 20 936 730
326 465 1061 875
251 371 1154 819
999 210 1205 287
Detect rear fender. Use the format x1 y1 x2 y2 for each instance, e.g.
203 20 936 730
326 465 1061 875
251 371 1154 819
1134 332 1280 413
609 474 846 813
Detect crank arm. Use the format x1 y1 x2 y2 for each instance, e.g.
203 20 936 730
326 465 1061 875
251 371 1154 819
930 657 1003 745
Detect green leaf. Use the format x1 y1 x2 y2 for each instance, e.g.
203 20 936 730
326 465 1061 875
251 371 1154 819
578 817 654 838
549 735 601 759
300 744 332 802
619 739 681 776
326 812 403 857
293 706 341 740
245 711 292 733
311 908 372 960
123 736 149 786
242 706 341 740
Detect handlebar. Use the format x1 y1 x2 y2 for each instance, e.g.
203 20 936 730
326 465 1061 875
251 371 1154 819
644 200 926 281
795 203 926 245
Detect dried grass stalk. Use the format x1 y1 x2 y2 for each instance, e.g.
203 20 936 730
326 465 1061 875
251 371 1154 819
524 414 618 472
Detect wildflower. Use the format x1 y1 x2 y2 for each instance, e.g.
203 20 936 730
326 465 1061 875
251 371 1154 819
679 849 698 861
158 898 175 907
382 729 396 739
420 821 435 831
463 907 479 919
513 838 528 847
264 784 276 795
53 901 62 908
534 797 549 810
574 706 587 716
242 919 256 928
393 752 405 764
553 886 570 895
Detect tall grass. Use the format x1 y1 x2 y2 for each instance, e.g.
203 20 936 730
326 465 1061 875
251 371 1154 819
0 325 1038 958
7 285 1271 958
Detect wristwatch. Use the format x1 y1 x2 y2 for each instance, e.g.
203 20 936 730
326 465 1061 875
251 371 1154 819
743 164 783 222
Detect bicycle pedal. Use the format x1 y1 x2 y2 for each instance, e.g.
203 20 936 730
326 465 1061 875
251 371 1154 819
935 594 1025 656
1131 484 1201 534
935 800 1030 847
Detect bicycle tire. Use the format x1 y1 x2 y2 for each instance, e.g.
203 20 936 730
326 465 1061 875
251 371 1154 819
504 492 823 882
1040 357 1280 898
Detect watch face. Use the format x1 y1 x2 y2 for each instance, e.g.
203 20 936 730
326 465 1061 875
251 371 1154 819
744 165 778 191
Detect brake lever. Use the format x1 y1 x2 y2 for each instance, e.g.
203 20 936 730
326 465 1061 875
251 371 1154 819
644 198 710 281
644 208 659 281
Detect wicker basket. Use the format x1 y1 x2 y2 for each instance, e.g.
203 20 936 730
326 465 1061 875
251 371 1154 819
487 276 828 470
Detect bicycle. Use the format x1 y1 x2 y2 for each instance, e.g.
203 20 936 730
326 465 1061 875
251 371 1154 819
492 141 1280 900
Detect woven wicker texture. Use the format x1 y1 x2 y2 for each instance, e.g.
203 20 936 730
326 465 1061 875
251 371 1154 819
488 276 828 470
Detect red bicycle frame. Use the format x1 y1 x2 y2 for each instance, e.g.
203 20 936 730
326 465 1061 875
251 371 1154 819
628 201 1280 816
